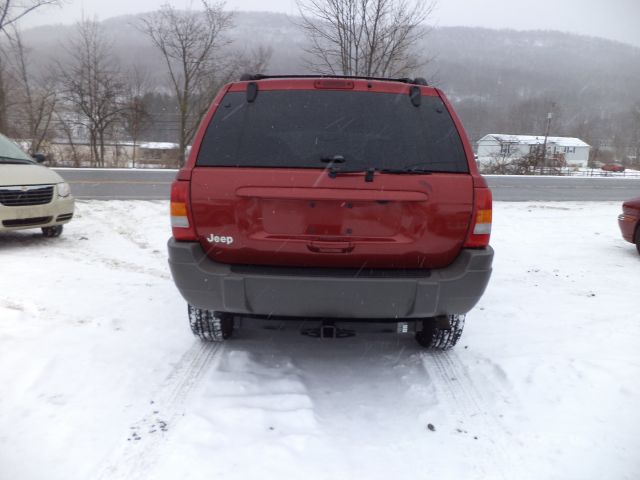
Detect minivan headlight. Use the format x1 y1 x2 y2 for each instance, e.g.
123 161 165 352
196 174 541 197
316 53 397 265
57 182 71 197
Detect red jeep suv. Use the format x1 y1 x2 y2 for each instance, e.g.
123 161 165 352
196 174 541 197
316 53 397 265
168 75 493 349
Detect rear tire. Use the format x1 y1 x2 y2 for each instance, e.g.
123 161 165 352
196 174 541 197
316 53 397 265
188 305 234 342
415 314 465 350
42 225 63 237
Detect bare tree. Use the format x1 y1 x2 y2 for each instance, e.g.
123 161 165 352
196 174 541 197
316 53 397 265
0 0 60 35
0 55 11 133
138 1 233 165
122 67 151 167
6 29 57 153
236 45 273 75
207 44 273 90
629 102 640 168
505 97 563 138
0 1 60 132
57 18 127 166
482 149 519 175
54 109 80 166
482 150 541 175
297 0 435 77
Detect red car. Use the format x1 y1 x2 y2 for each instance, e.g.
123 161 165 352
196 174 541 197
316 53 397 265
168 74 493 349
602 163 625 172
618 196 640 254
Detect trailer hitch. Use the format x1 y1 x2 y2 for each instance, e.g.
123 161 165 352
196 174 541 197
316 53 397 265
301 321 355 339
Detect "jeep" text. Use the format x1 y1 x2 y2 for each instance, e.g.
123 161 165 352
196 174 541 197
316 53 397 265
206 234 234 245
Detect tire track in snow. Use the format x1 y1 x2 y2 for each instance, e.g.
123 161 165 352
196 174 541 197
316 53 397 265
95 341 223 480
180 339 349 476
423 350 522 480
136 342 333 480
199 348 320 434
95 204 167 259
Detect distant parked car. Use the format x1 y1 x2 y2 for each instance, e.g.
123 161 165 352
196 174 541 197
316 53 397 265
0 133 74 237
601 163 625 172
618 196 640 254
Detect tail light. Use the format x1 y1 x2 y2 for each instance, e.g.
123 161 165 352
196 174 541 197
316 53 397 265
464 186 492 248
170 180 197 241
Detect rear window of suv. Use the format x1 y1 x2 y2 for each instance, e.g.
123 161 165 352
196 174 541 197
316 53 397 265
196 89 468 173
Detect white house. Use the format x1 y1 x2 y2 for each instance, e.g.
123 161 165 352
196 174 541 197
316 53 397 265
476 134 591 168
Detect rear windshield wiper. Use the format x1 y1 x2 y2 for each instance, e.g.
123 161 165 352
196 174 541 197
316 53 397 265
326 166 364 179
326 165 433 182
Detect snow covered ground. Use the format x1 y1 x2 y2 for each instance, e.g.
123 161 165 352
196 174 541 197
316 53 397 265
1 200 639 480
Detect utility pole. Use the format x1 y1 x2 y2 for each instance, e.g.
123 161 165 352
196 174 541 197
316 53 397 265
540 111 554 173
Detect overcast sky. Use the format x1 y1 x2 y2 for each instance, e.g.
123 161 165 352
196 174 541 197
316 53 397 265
22 0 640 48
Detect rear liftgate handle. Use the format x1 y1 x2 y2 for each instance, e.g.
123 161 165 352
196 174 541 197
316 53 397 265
307 241 355 254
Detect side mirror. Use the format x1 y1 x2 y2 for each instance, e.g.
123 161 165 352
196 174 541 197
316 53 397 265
32 153 46 163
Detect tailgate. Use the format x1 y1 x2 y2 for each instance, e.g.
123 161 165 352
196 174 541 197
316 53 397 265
190 168 473 269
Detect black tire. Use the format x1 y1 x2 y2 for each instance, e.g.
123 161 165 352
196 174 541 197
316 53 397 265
635 224 640 255
415 314 465 350
188 304 234 342
42 225 63 237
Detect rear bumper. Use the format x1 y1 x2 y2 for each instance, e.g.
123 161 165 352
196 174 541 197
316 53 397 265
168 238 493 319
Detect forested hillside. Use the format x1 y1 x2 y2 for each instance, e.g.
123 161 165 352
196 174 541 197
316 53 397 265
14 11 640 156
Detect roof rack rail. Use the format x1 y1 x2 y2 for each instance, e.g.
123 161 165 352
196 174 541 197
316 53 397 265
238 73 428 86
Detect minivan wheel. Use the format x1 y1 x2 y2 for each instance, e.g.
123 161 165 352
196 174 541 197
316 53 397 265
188 304 234 342
42 225 63 237
415 314 465 350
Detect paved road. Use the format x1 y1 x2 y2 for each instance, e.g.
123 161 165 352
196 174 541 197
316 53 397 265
54 168 640 201
485 175 640 201
54 168 176 200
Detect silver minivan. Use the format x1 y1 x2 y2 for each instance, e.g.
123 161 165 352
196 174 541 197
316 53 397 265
0 133 74 237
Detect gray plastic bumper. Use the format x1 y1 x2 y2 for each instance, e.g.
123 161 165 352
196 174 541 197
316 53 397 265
168 238 493 319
